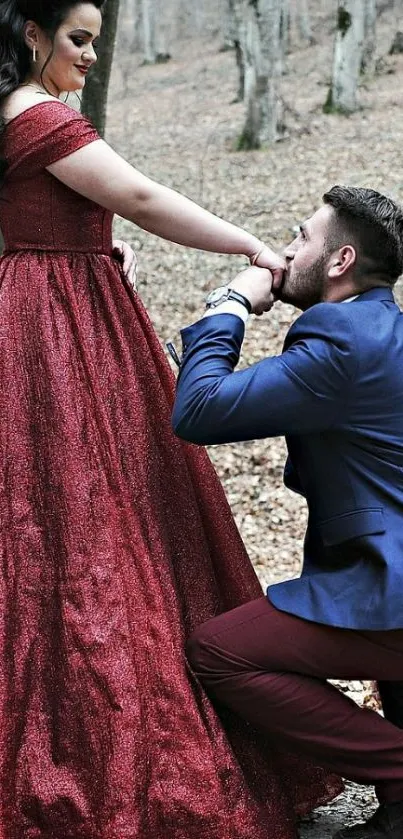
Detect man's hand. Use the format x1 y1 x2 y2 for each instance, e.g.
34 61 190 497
250 244 286 290
112 239 138 292
230 266 275 316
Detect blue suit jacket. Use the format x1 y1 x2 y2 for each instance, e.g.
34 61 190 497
172 287 403 630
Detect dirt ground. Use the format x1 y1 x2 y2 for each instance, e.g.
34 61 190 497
106 2 403 834
298 782 377 838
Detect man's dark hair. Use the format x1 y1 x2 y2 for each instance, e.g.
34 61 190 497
322 185 403 286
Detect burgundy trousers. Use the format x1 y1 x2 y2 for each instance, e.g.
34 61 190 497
187 597 403 803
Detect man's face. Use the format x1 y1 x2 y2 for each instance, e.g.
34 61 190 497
279 204 334 310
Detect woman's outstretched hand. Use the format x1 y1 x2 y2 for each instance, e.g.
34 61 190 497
113 239 138 292
250 244 285 291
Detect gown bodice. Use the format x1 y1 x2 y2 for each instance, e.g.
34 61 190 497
0 100 113 254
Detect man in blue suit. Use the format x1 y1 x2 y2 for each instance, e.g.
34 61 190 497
172 186 403 839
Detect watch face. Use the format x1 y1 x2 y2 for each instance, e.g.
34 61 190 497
206 285 229 305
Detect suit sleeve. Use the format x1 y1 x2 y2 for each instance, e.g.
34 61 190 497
172 305 358 445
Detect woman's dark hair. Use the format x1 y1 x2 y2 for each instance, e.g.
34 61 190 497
0 0 103 176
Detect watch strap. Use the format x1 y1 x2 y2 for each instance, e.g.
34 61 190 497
227 289 252 313
205 287 252 314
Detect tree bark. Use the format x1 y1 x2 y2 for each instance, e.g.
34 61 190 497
361 0 376 72
142 0 156 62
325 0 365 114
238 0 283 149
280 0 291 56
229 0 246 100
221 0 237 49
297 0 315 44
119 0 140 51
141 0 171 64
80 0 120 136
389 31 403 54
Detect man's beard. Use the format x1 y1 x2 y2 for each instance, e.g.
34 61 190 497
279 253 328 310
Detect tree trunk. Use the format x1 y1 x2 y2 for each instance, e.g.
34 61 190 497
194 1 204 36
155 0 173 60
142 0 156 62
80 0 120 136
141 0 171 64
361 0 376 72
325 0 365 114
297 0 315 44
119 0 140 51
230 0 246 100
280 0 291 56
237 0 283 149
221 0 237 50
389 30 403 53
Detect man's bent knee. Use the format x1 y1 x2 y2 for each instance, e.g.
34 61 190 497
186 623 219 677
186 615 257 684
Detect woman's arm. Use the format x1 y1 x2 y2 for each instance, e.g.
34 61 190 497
47 139 285 281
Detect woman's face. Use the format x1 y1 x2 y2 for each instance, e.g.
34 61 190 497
33 3 102 96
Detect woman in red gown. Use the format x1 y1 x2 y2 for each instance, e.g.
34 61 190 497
0 1 342 837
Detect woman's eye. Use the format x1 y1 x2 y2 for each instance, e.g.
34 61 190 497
72 37 85 47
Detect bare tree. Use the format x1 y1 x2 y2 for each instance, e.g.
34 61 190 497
361 0 376 72
388 0 403 55
142 0 156 62
389 31 403 53
280 0 291 55
324 0 365 114
228 0 246 101
141 0 171 63
118 0 140 51
221 0 237 49
81 0 120 136
236 0 283 149
297 0 315 44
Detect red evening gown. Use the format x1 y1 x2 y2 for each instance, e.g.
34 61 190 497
0 101 342 839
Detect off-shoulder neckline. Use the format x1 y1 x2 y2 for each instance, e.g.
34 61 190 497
4 99 78 127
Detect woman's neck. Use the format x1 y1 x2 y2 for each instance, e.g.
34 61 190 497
22 77 60 98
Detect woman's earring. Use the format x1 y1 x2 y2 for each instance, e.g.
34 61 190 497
32 45 37 62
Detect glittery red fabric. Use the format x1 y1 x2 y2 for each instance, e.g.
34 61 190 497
0 101 342 839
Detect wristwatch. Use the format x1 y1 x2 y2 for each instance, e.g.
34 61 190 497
205 285 252 314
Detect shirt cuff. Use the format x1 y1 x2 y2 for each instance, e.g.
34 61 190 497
202 301 249 324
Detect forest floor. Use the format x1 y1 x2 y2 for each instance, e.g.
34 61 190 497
107 2 403 835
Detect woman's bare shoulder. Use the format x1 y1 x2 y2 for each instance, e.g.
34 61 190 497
2 89 57 123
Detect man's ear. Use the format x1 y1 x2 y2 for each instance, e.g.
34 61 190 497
327 245 357 278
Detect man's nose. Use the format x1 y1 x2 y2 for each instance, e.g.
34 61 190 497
283 243 296 261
